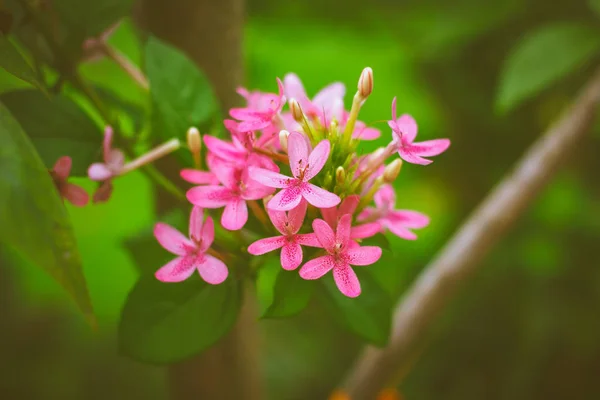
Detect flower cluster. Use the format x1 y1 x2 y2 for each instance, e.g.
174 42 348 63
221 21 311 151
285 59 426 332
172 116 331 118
154 68 450 298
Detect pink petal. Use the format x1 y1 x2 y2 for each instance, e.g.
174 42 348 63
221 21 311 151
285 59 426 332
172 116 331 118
301 183 340 208
53 156 72 179
62 183 89 207
204 135 246 161
88 163 113 181
281 241 303 270
188 206 204 242
409 138 451 157
107 148 125 170
241 172 276 200
221 197 248 230
154 222 193 256
209 160 239 189
199 216 215 251
388 210 430 229
398 147 433 165
374 184 396 209
267 209 288 235
287 131 310 179
312 82 345 108
312 218 336 252
180 169 219 185
339 195 359 216
350 223 380 239
186 186 233 207
248 236 287 255
287 200 307 233
229 107 262 120
384 221 418 240
155 256 196 282
353 122 381 140
248 166 291 189
394 114 418 143
268 186 303 211
320 206 337 229
299 255 335 280
295 233 321 247
336 214 352 248
102 126 114 162
345 246 382 266
238 118 270 132
304 139 330 180
197 255 228 285
333 264 361 298
283 73 309 106
92 180 113 203
391 97 398 122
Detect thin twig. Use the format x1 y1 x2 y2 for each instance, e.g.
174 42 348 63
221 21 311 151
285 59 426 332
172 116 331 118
342 65 600 399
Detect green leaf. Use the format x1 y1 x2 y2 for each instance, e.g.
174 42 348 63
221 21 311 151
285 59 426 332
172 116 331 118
257 257 313 319
118 276 241 364
589 0 600 18
1 90 102 176
360 233 392 253
0 101 95 325
321 270 393 346
145 36 217 143
0 34 44 90
496 22 600 113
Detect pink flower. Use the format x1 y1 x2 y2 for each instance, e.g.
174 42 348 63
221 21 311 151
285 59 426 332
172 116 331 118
359 184 429 240
154 206 228 284
283 73 345 119
180 169 220 185
186 161 274 230
204 132 277 172
50 156 89 207
88 126 124 181
320 195 379 239
247 201 320 270
230 79 285 132
299 214 382 298
388 97 450 165
248 132 341 211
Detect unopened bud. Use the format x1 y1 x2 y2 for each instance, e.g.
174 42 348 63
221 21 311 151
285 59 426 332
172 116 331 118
279 129 290 152
383 159 403 183
187 127 201 154
367 147 386 169
357 67 373 100
336 166 346 185
289 98 304 122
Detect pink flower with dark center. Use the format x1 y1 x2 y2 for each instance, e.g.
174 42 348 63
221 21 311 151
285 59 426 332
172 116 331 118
186 161 274 230
50 156 89 207
204 133 278 172
154 206 228 284
320 195 380 239
388 97 450 165
230 79 285 132
359 184 429 240
248 132 341 211
247 201 320 270
299 214 382 298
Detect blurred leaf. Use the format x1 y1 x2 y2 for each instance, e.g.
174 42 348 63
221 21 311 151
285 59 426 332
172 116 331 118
118 276 241 364
258 257 313 319
496 22 600 113
361 233 392 253
145 36 217 143
0 34 44 90
589 0 600 17
0 101 95 325
94 85 146 134
321 271 393 346
1 89 101 176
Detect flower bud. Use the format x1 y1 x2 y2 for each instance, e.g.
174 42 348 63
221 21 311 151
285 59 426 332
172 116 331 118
289 98 304 122
279 129 290 152
367 147 386 169
187 127 201 154
336 166 346 185
357 67 373 100
383 159 403 183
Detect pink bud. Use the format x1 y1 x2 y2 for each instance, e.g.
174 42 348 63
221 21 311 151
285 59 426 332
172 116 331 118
358 67 373 100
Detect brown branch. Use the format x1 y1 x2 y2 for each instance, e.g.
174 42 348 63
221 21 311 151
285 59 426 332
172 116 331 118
342 66 600 399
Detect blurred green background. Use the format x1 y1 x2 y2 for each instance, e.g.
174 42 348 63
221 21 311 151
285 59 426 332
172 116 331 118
2 0 600 399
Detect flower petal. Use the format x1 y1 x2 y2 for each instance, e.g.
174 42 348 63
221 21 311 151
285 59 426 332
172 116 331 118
180 169 219 185
155 256 196 282
350 223 380 239
92 181 113 203
197 255 228 285
267 209 288 235
221 197 248 230
398 147 433 165
287 131 310 179
336 214 352 248
247 236 286 255
283 73 309 106
62 183 89 207
199 216 215 251
299 255 335 280
287 199 307 233
304 139 330 180
388 210 430 229
320 206 337 229
88 163 113 181
281 241 303 270
186 186 233 207
248 166 291 188
312 218 336 252
268 186 303 211
394 114 418 143
188 206 204 242
409 138 451 157
154 222 192 256
53 156 72 179
102 126 114 162
301 183 341 208
345 246 382 266
204 134 246 161
313 82 345 108
333 264 361 298
339 195 359 216
374 184 396 209
295 233 321 247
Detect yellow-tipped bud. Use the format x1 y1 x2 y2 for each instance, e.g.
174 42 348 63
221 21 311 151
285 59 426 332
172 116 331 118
289 98 304 122
336 166 346 185
279 129 290 152
383 159 403 183
358 67 373 100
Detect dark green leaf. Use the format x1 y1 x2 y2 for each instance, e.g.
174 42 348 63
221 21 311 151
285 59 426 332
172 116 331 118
321 270 393 346
1 89 101 176
94 85 147 135
360 233 392 253
0 101 95 325
257 257 313 319
0 34 44 90
145 36 217 143
119 276 241 364
496 22 600 113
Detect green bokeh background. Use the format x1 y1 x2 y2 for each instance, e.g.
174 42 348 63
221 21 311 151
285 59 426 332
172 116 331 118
2 0 600 399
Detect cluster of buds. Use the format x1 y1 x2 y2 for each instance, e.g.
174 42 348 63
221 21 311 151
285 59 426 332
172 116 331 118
154 67 450 298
